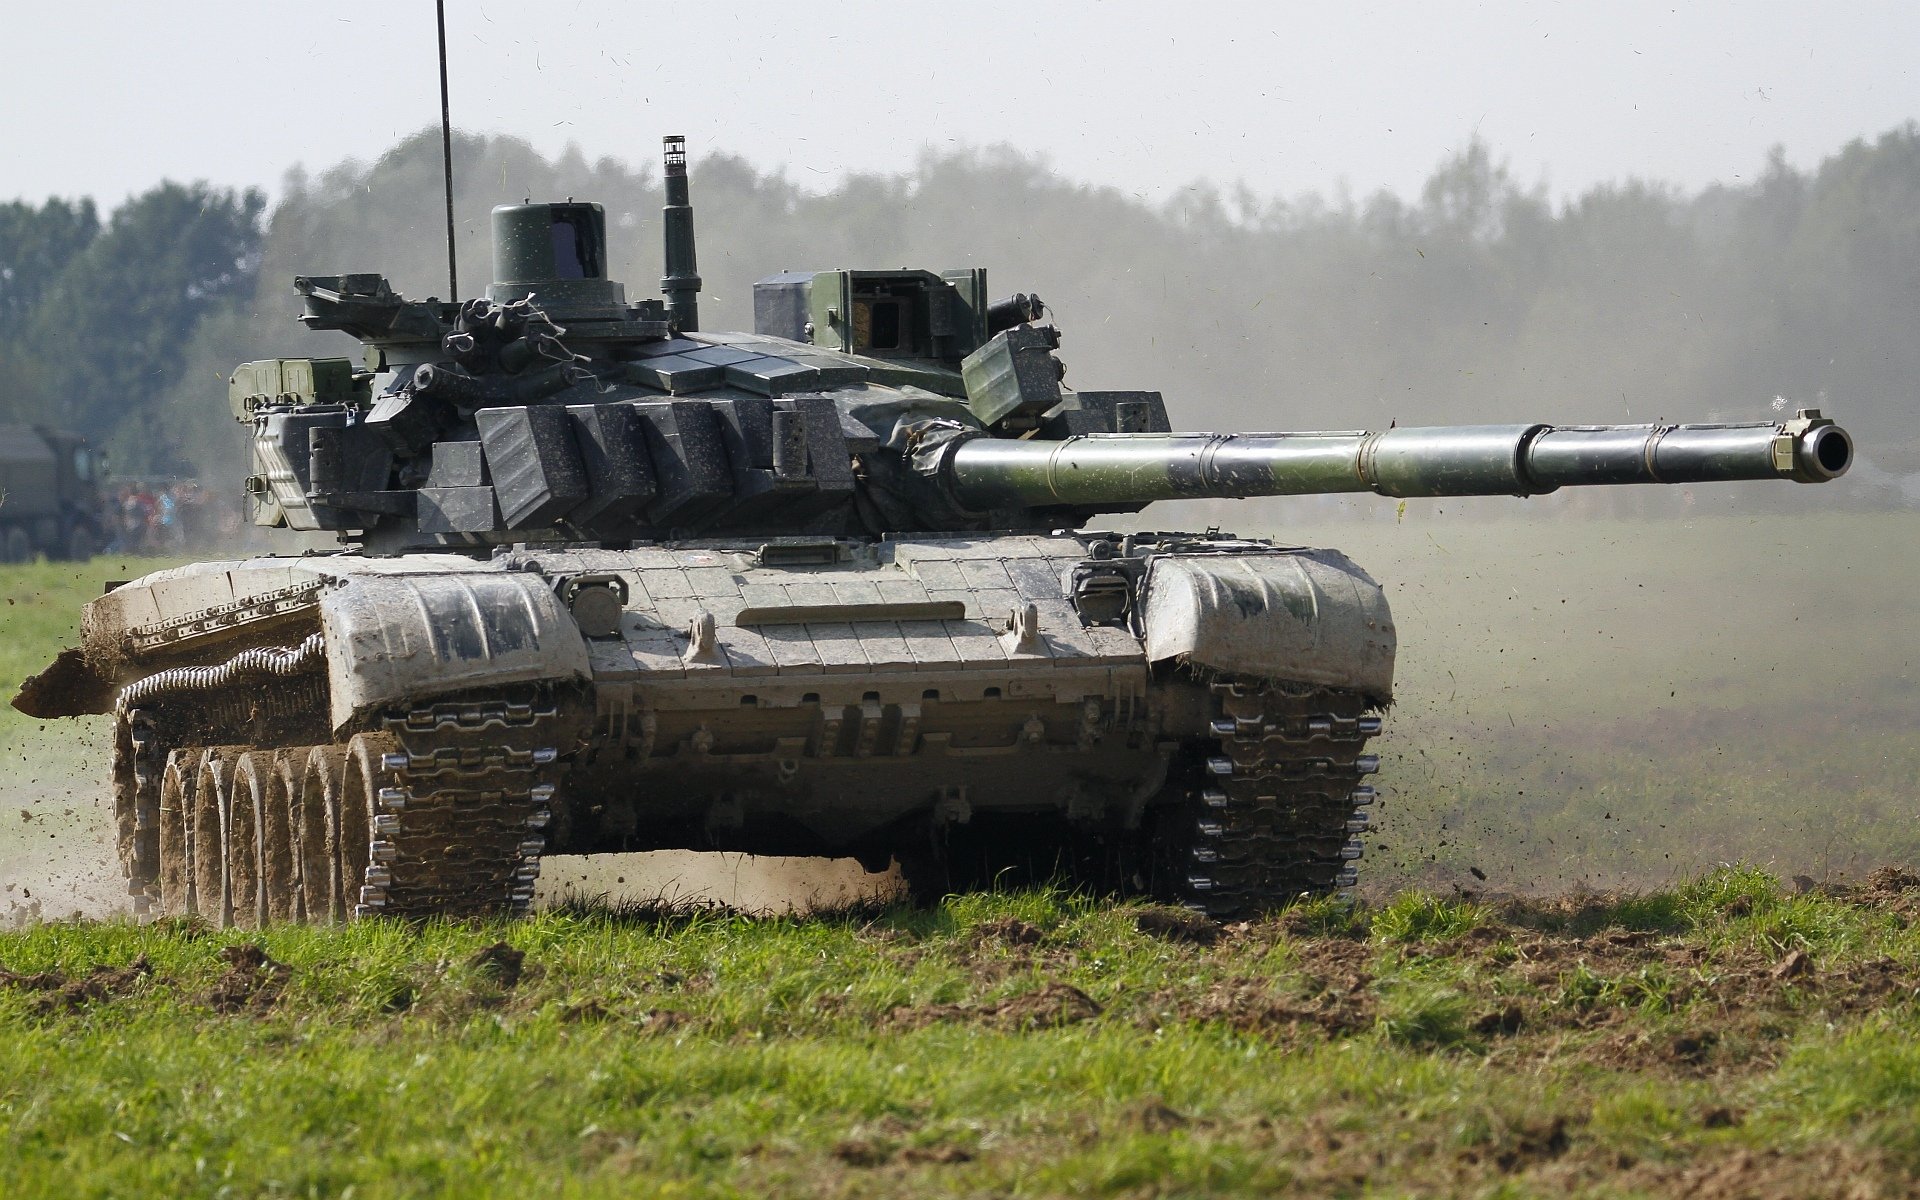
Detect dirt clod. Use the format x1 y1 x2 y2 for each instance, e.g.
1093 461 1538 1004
1492 1116 1570 1172
0 955 153 1013
1863 866 1920 898
1131 1099 1189 1132
830 1137 890 1168
1472 1004 1525 1036
468 942 525 988
558 999 611 1023
1669 1031 1718 1064
1135 908 1222 945
892 981 1102 1031
207 944 289 1014
1771 949 1813 980
972 916 1044 946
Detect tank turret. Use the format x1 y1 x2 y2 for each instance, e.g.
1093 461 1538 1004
216 131 1850 554
14 135 1860 927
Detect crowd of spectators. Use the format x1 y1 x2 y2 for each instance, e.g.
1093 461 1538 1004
106 481 232 554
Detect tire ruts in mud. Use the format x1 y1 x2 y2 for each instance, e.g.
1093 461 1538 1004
1157 680 1380 917
342 696 565 919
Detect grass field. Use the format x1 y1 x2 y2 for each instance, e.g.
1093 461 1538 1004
5 870 1920 1197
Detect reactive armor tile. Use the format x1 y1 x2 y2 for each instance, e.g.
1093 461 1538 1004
417 485 501 533
476 406 590 528
725 357 821 396
630 336 703 359
424 440 489 488
625 355 725 393
683 345 759 368
639 401 735 525
567 403 657 523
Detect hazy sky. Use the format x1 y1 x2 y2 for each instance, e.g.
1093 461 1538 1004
8 1 1918 209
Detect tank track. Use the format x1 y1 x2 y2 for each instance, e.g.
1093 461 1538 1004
1158 680 1381 917
349 695 567 919
112 707 164 915
129 688 566 924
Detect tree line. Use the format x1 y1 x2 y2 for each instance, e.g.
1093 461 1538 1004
1 126 1914 508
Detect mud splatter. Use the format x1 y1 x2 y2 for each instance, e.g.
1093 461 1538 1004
1135 907 1223 945
891 981 1102 1031
0 954 153 1013
206 944 290 1014
468 941 525 988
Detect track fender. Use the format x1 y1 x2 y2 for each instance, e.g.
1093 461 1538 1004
1139 549 1396 702
320 571 590 732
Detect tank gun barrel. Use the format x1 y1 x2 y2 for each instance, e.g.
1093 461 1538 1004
945 412 1851 509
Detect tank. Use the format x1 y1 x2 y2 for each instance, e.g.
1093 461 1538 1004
11 138 1855 924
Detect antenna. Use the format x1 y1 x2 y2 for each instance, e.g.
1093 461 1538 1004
435 0 458 300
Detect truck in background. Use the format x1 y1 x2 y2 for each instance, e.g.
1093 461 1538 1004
0 424 108 562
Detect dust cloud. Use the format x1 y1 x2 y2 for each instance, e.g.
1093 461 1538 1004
0 724 124 928
534 852 902 915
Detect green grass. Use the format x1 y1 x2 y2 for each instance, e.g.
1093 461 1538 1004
4 872 1920 1197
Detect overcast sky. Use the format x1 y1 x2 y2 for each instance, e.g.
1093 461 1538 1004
7 1 1918 210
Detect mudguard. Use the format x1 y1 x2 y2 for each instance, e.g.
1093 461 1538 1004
319 571 591 731
1138 549 1395 703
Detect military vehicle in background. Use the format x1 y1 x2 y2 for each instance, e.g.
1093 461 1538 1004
0 424 108 562
12 137 1853 925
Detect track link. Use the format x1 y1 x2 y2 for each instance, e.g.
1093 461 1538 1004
112 707 164 915
1163 681 1381 917
349 696 567 919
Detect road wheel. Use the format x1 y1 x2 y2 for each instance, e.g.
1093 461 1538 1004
192 748 245 928
158 750 200 917
241 751 301 925
339 734 392 918
302 746 350 923
228 752 272 929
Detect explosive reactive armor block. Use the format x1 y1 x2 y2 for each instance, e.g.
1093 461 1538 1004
476 406 590 528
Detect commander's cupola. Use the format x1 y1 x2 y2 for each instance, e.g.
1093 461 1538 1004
487 201 627 319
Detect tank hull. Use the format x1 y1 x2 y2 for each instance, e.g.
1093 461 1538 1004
32 532 1394 920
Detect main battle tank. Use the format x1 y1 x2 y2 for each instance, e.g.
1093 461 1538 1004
13 138 1854 925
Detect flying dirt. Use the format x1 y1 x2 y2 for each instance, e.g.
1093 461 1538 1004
8 137 1853 927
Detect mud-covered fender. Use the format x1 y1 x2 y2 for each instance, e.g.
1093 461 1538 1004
320 571 591 731
1138 550 1396 702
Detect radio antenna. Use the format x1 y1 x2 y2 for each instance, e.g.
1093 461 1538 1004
435 0 458 299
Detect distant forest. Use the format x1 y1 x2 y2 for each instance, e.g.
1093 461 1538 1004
1 126 1915 510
